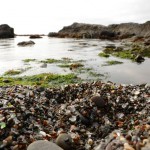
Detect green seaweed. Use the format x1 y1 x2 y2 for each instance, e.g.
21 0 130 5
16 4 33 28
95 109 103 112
40 58 61 64
112 50 135 60
0 73 81 87
58 63 84 69
102 44 150 60
4 70 22 76
102 60 123 66
98 52 110 58
89 71 104 77
23 59 36 63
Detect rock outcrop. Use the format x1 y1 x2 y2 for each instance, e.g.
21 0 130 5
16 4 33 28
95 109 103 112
48 21 150 39
17 40 35 46
29 35 43 39
0 24 14 38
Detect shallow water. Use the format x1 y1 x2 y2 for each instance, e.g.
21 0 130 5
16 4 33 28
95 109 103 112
0 36 150 84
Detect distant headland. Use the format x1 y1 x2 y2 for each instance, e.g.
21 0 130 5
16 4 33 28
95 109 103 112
48 21 150 40
1 21 150 40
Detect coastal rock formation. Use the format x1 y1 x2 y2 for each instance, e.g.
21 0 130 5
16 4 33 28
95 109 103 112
17 40 35 46
48 21 150 39
0 24 14 38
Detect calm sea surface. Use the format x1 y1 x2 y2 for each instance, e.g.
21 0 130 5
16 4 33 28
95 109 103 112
0 36 150 84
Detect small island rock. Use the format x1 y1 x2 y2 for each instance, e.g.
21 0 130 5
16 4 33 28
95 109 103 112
0 24 14 38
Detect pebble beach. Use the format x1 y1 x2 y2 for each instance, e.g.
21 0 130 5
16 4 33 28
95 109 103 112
0 81 149 149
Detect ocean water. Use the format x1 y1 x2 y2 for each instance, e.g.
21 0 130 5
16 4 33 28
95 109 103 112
0 36 149 84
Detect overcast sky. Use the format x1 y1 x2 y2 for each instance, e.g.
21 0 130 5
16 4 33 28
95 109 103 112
0 0 150 34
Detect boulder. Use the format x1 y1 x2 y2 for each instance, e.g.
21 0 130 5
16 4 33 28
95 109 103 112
17 40 35 46
0 24 14 38
27 140 63 150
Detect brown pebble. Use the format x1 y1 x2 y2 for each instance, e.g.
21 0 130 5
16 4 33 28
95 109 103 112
91 96 106 108
56 133 72 150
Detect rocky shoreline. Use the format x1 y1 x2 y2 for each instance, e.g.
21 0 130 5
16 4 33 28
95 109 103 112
0 82 149 150
0 24 14 39
0 22 150 150
0 21 150 40
48 21 150 40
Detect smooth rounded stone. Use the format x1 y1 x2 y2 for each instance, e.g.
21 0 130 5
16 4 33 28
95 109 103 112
56 133 73 150
105 139 124 150
27 140 63 150
91 96 106 108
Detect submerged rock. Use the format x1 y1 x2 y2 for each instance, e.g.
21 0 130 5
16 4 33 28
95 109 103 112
17 40 35 46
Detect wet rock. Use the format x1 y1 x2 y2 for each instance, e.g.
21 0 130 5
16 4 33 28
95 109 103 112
90 96 106 108
115 47 123 52
56 133 73 150
2 79 11 83
0 24 14 38
40 63 47 68
105 45 116 49
17 40 35 46
100 30 116 39
27 140 63 150
135 54 145 63
29 35 43 39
